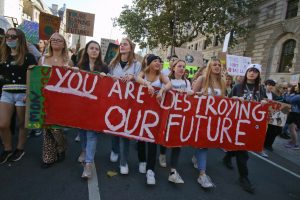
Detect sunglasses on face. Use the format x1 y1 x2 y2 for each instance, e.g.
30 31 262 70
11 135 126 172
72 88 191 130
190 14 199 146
5 34 18 40
50 38 64 43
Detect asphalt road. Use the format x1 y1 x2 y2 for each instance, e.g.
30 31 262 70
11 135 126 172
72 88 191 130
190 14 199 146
0 129 299 200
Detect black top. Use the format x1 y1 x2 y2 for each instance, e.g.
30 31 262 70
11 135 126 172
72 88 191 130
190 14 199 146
120 61 128 69
0 53 37 93
82 64 109 74
229 83 264 102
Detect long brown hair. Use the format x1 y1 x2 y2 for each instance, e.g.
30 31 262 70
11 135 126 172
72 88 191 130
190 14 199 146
202 58 226 97
109 38 135 69
0 28 28 65
45 32 69 64
169 59 187 80
77 40 104 72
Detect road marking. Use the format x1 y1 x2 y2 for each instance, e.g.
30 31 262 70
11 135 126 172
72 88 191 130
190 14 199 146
88 163 101 200
250 152 300 179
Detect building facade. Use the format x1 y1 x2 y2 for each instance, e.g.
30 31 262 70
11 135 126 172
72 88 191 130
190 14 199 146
183 0 300 82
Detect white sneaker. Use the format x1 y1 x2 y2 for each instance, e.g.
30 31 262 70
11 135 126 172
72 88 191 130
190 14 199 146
139 162 146 174
81 163 93 179
110 151 119 162
120 164 129 175
191 156 198 169
146 170 156 185
75 134 80 142
197 174 214 188
168 170 184 184
78 151 86 163
259 150 269 158
159 154 167 167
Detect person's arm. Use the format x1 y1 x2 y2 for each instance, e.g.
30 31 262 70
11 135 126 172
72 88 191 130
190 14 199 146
192 76 204 94
134 72 155 95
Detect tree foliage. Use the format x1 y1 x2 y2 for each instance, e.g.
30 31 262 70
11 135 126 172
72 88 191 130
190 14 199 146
114 0 261 49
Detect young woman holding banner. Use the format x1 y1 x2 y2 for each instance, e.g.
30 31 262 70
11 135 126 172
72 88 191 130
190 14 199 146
0 28 37 164
135 54 172 185
38 32 73 168
108 38 142 174
75 40 109 179
223 64 267 193
159 59 194 184
192 58 226 188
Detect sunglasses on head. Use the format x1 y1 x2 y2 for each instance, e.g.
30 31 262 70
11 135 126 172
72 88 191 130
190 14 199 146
5 34 18 40
248 68 259 73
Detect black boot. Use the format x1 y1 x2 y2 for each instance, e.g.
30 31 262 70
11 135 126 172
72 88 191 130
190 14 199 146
239 177 255 193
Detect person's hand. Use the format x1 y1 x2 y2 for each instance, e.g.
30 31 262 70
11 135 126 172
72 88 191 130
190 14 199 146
261 99 268 106
98 72 107 78
187 90 194 96
232 96 244 101
195 91 203 96
121 74 134 82
71 66 80 73
147 85 155 96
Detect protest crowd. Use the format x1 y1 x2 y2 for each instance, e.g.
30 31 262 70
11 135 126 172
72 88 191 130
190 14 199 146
0 24 299 196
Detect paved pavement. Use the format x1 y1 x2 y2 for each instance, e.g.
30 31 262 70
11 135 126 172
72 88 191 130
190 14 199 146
0 129 299 200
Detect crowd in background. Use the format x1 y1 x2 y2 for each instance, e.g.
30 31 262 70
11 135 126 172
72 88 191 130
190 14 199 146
0 28 299 195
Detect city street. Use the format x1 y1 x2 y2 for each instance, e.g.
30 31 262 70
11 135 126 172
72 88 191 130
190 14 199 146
0 129 299 200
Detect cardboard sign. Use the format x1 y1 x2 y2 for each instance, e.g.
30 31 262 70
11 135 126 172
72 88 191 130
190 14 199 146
66 9 95 36
25 66 52 129
174 47 203 67
101 38 115 61
267 100 291 127
290 74 300 85
104 43 119 65
39 12 61 40
226 54 251 76
18 20 39 44
42 67 269 151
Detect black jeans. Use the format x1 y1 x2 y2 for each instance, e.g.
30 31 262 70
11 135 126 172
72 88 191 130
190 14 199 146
160 145 181 169
225 150 249 177
264 124 282 148
137 141 157 171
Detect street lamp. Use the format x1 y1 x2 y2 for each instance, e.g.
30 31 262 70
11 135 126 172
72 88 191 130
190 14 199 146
170 0 178 57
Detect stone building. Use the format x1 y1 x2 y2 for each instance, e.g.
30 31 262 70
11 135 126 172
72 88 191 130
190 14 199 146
183 0 300 82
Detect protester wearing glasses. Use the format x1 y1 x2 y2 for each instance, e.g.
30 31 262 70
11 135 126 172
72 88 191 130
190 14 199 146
0 28 37 164
108 38 141 175
161 55 178 77
192 58 226 189
38 32 73 168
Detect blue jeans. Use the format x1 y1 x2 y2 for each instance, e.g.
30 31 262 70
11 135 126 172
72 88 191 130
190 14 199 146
111 136 129 166
195 148 208 171
79 130 98 163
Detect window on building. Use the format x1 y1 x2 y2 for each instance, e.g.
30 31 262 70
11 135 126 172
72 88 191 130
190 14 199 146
278 39 296 72
286 0 299 19
203 40 208 50
195 43 198 50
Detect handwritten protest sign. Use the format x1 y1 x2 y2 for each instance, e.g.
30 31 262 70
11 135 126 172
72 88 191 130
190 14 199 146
18 20 39 44
290 74 300 85
66 9 95 36
39 12 61 40
42 67 269 151
267 100 290 127
104 43 119 65
226 54 251 76
25 66 52 129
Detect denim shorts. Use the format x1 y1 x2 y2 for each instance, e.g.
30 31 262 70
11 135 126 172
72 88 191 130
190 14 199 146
0 91 26 106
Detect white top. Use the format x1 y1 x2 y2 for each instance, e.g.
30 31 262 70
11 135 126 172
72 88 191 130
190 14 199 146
207 88 222 96
109 60 141 78
170 79 192 92
144 75 163 88
266 92 272 100
162 68 171 77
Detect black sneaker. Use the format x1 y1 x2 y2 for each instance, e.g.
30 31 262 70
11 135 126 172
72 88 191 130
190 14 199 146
10 149 25 162
0 151 13 164
239 177 255 193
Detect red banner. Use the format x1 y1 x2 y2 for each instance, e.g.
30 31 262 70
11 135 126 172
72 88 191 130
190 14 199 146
44 67 269 151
